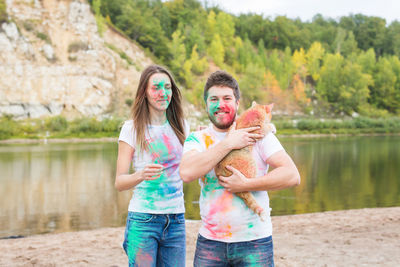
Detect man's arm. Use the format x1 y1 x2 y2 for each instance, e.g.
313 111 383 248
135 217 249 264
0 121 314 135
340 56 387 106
179 125 263 183
218 150 300 192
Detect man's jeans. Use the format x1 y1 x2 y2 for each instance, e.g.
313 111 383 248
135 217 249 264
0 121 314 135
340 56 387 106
194 234 274 267
123 212 186 267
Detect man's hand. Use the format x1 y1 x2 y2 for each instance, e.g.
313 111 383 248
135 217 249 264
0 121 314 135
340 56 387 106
223 122 264 150
218 165 250 193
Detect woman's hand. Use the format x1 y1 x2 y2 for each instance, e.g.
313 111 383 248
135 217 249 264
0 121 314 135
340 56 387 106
140 164 164 181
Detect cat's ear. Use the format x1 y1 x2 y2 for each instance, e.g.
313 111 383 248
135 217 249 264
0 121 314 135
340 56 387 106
251 101 257 107
265 103 274 113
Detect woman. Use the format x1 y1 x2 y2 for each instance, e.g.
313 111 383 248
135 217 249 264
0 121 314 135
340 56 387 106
115 65 188 266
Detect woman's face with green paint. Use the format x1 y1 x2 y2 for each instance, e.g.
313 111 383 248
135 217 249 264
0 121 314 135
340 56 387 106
146 73 173 113
206 86 238 130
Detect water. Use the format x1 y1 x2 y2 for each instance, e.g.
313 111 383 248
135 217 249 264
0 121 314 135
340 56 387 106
1 136 399 238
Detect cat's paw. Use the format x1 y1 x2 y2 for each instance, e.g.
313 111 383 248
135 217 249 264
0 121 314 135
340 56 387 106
264 123 277 134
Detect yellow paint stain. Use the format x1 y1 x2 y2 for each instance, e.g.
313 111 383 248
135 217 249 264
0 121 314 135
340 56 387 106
220 224 233 238
203 134 214 149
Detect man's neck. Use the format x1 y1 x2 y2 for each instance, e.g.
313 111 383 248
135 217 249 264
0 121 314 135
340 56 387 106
212 124 229 133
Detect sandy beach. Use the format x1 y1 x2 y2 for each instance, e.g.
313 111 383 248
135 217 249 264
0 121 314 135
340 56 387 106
1 207 399 267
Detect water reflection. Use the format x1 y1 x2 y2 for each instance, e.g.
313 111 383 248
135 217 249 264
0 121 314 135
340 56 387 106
269 136 400 215
0 143 131 238
1 136 399 238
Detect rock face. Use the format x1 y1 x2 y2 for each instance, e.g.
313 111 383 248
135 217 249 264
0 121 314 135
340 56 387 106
0 0 152 119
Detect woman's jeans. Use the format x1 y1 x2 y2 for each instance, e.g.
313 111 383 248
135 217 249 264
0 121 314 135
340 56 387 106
194 234 274 267
123 212 186 267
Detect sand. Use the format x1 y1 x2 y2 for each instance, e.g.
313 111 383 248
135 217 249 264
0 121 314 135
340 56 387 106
1 207 399 267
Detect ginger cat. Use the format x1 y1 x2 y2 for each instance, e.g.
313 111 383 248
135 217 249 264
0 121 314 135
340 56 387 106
215 101 275 221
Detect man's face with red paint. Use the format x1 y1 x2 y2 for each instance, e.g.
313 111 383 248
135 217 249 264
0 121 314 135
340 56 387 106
206 86 238 130
146 73 172 113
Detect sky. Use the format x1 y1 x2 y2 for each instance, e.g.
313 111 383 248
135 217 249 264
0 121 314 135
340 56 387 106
206 0 399 24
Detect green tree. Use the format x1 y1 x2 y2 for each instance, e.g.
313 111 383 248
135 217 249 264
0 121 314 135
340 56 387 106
92 0 106 35
306 42 325 82
340 14 386 56
232 36 244 72
308 14 338 52
164 0 205 35
372 57 398 112
386 21 400 57
205 10 217 43
208 33 225 66
0 0 7 24
239 64 266 106
292 48 308 82
341 31 358 56
183 23 206 58
235 14 272 48
113 1 168 58
356 48 376 75
257 38 268 68
168 29 186 76
215 11 235 48
189 44 208 75
317 53 371 114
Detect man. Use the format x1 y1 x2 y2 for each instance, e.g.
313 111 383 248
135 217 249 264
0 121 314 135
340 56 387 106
179 70 300 266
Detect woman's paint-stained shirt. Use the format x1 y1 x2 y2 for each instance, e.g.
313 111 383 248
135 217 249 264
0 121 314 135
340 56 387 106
183 125 284 242
119 120 189 214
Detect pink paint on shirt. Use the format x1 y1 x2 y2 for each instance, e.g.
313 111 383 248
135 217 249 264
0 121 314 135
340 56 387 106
205 190 235 239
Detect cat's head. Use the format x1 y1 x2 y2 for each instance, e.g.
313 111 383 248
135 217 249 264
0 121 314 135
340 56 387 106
236 101 274 133
251 101 274 122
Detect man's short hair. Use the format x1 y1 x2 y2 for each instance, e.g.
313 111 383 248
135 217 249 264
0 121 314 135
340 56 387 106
203 70 240 102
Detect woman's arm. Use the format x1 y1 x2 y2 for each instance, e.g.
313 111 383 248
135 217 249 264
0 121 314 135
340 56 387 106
115 141 163 192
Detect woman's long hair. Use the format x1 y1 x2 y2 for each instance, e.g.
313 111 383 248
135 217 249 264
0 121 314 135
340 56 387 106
132 65 185 151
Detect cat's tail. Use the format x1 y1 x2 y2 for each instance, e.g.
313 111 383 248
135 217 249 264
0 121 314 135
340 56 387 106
236 192 267 222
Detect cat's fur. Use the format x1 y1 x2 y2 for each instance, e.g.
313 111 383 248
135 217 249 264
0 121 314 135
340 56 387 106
215 102 275 221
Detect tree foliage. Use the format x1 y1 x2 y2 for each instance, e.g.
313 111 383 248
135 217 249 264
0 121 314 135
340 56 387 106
93 0 400 115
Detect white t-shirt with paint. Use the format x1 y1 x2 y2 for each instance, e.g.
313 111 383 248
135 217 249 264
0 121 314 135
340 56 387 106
183 125 284 242
118 120 189 214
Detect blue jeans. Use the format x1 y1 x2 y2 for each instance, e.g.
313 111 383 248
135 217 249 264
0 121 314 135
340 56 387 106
194 234 274 267
123 212 186 267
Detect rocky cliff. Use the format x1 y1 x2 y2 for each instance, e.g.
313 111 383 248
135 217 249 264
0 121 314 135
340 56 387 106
0 0 153 119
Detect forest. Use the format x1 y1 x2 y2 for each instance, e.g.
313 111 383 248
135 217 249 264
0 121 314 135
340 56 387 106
90 0 400 117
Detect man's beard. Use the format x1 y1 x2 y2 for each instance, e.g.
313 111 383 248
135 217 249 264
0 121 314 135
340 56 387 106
208 112 236 130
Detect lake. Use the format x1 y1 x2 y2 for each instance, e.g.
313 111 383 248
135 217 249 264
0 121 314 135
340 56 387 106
1 135 399 238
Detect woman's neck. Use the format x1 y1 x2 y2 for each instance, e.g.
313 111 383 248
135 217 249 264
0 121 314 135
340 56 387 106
149 110 167 125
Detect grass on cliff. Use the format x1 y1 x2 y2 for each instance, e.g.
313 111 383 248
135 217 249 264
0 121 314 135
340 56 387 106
0 0 7 24
1 115 400 141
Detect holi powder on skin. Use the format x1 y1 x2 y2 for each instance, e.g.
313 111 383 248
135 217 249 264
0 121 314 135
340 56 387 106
207 99 236 128
149 76 172 109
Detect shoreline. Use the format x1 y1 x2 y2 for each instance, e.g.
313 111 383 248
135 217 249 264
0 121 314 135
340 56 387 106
1 132 399 145
1 207 399 266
